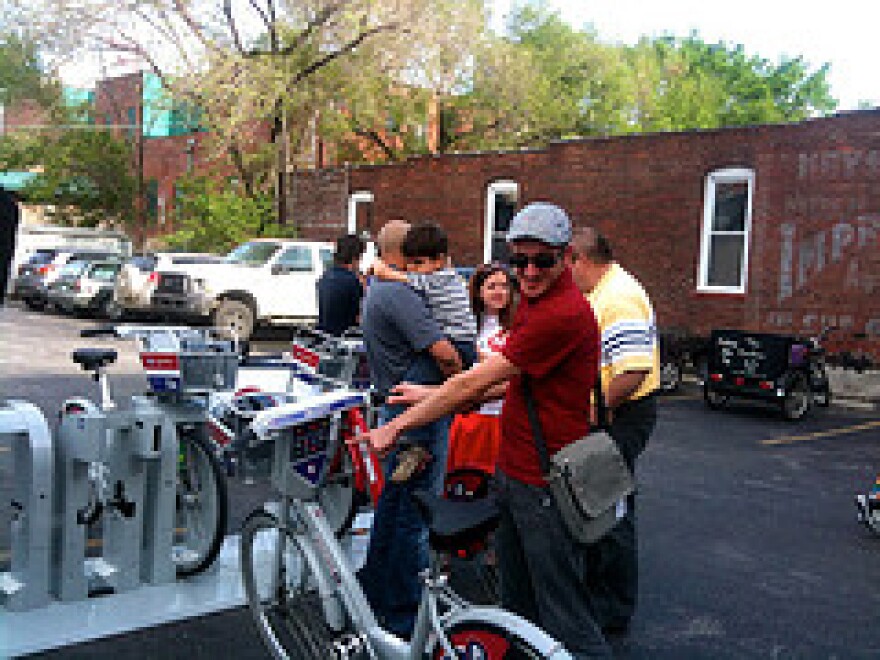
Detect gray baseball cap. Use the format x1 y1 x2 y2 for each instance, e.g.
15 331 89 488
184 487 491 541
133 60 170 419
506 202 572 247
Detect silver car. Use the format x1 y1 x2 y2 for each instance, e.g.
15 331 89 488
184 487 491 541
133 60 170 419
14 249 121 310
48 261 122 317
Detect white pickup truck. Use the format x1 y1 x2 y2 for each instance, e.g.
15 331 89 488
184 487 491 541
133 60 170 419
150 239 335 340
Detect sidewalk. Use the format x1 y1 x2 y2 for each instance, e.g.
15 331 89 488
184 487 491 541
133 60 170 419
828 366 880 411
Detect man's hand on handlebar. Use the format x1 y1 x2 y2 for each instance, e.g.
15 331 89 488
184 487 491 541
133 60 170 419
351 423 399 459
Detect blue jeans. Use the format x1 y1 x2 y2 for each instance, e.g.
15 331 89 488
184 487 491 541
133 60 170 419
359 404 450 637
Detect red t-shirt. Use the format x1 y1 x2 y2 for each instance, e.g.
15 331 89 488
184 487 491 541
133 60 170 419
499 269 600 485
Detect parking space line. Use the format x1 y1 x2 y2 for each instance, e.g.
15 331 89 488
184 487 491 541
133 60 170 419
0 446 9 453
762 420 880 446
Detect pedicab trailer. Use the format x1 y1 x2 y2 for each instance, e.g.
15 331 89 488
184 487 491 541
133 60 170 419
703 328 831 421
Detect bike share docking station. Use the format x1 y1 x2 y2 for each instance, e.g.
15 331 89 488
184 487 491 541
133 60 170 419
54 389 178 600
0 400 54 611
1 349 178 607
1 341 372 658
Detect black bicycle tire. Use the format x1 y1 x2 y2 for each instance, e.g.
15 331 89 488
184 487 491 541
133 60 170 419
240 510 333 660
781 373 811 421
703 383 728 410
175 426 228 578
431 622 547 659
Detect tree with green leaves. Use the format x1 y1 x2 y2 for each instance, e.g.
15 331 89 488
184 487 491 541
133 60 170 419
623 34 837 132
15 0 487 224
0 127 137 227
1 30 136 228
159 176 277 253
440 4 837 150
0 31 59 107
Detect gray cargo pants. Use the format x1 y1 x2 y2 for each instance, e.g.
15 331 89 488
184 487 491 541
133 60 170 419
495 470 612 659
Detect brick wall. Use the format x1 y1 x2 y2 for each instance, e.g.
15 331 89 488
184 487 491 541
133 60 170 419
293 110 880 359
288 169 349 241
2 99 49 133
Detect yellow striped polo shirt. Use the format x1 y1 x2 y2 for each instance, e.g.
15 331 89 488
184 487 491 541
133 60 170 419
587 263 660 401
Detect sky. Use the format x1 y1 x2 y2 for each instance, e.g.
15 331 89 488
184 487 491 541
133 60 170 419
57 0 877 112
493 0 878 110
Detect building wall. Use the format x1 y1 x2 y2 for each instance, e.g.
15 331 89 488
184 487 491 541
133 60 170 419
1 98 49 134
293 110 880 358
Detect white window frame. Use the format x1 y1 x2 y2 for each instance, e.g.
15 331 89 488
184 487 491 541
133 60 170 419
484 180 519 264
347 191 374 234
697 167 755 294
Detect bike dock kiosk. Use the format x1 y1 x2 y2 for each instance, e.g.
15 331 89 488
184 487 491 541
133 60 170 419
0 400 54 611
53 401 177 601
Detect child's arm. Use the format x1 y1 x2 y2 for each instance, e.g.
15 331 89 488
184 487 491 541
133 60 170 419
370 257 408 283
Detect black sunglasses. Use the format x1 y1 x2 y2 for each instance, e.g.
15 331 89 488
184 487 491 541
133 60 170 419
507 251 561 270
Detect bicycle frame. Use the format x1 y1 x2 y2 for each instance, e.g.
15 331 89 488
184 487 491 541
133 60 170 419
275 497 570 659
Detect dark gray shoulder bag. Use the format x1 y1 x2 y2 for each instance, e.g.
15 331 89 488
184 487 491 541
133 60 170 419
522 375 634 544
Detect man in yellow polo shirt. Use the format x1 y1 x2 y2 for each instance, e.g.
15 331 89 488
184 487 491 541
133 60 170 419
569 227 660 639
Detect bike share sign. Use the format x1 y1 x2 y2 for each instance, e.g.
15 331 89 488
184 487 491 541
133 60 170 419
141 352 182 392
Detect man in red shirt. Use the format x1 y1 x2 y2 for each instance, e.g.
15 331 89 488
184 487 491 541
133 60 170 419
364 203 611 657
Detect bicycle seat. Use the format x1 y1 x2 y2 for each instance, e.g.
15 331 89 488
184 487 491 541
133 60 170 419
413 490 500 556
72 348 118 371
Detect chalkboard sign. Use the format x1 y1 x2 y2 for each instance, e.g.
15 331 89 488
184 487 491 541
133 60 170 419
708 329 797 381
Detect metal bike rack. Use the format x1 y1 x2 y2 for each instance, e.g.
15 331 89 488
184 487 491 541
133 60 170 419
52 404 177 601
0 400 54 611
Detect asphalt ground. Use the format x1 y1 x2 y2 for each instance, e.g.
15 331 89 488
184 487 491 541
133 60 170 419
1 304 879 659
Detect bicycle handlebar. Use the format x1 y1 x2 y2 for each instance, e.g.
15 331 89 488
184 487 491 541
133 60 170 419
80 325 118 338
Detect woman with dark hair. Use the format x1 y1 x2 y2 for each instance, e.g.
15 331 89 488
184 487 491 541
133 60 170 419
446 263 518 474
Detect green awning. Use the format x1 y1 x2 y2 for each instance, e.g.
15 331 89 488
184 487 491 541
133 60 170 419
0 171 38 191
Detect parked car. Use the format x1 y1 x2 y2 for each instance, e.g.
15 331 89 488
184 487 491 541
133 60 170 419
149 239 334 341
13 249 122 310
47 260 123 318
45 260 91 311
112 252 224 320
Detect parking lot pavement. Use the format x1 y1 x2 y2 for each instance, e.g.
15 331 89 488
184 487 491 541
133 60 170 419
3 304 879 658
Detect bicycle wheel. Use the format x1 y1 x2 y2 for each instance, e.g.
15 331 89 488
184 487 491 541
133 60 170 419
241 510 334 660
703 384 728 410
174 426 228 578
781 373 811 421
432 623 551 659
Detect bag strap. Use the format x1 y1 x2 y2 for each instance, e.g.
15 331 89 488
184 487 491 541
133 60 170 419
521 373 608 475
593 373 608 431
521 375 552 476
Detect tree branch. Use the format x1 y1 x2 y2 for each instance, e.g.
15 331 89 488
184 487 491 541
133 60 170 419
172 0 218 55
223 0 245 54
248 0 271 34
267 0 278 52
288 22 400 91
278 1 347 56
354 128 397 161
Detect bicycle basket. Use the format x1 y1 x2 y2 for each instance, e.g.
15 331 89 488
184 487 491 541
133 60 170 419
251 390 366 499
140 332 237 394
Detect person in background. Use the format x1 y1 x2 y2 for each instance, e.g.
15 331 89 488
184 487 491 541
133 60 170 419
446 263 518 475
569 227 660 638
358 220 462 639
361 203 612 658
370 222 477 482
316 233 366 336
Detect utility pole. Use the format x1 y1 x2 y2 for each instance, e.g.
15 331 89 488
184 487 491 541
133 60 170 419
276 109 289 228
136 74 145 249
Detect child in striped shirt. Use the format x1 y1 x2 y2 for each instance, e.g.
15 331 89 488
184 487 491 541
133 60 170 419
371 222 477 482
